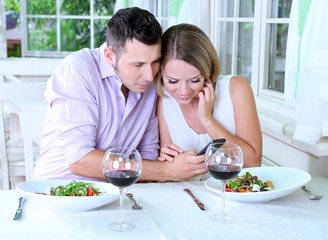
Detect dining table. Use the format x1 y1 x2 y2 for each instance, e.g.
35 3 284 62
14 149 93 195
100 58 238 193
1 176 327 240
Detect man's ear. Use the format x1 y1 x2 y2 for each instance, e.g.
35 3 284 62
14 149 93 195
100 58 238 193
104 46 116 65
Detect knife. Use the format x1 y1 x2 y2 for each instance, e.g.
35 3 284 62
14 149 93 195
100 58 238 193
13 197 25 221
183 188 206 210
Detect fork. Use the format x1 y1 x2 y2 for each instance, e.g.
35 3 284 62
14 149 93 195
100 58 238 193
126 193 143 210
301 186 323 200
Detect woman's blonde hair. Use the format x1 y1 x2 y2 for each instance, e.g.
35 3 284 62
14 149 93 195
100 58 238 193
155 24 221 98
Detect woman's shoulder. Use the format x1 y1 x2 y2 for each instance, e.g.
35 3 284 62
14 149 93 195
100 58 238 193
215 75 251 100
227 75 254 105
228 75 251 93
217 75 249 90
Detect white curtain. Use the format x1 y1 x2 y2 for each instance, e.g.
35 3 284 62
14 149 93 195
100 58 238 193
285 0 328 144
176 0 210 37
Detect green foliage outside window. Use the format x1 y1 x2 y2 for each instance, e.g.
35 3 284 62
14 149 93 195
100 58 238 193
27 0 56 15
5 0 20 13
60 0 89 15
28 18 57 51
60 19 90 51
24 0 115 53
94 0 115 16
94 19 109 47
25 1 56 52
26 0 115 53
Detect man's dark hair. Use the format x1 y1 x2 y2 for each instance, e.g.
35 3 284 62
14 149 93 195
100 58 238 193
106 7 162 58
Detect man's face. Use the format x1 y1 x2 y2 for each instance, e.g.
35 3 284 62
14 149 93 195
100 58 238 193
107 39 161 93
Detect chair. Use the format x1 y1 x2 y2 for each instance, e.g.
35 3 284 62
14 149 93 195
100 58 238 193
0 82 47 189
18 111 45 182
0 59 61 83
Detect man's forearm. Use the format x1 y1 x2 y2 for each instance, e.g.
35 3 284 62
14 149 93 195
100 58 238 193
70 150 168 182
139 159 170 182
69 149 107 180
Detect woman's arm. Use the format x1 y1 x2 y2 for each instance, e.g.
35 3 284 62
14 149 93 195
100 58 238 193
156 97 183 162
200 76 262 167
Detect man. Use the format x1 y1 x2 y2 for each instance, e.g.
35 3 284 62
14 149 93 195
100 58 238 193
33 7 206 182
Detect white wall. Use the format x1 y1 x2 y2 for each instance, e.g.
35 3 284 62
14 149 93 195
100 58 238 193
259 107 328 177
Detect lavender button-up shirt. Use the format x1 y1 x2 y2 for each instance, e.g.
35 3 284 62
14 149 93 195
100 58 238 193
33 44 159 181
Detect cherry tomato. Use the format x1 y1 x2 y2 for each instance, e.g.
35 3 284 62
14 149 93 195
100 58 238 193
87 188 94 196
225 188 237 192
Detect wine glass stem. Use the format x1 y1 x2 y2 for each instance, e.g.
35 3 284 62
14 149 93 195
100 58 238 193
119 187 125 225
221 181 227 216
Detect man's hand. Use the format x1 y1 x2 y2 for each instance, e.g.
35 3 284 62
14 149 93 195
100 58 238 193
162 151 207 181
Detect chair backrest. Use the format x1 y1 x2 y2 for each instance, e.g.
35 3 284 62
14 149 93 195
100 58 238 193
18 111 46 182
0 59 60 82
0 82 47 189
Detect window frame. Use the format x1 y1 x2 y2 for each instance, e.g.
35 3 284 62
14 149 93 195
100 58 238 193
20 0 170 58
210 0 262 96
258 0 290 101
210 0 293 117
257 0 294 118
17 0 294 117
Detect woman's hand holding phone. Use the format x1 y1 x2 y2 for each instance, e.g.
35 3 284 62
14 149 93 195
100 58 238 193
158 142 184 162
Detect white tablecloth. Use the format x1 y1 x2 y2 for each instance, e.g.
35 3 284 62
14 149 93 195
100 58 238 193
1 177 327 240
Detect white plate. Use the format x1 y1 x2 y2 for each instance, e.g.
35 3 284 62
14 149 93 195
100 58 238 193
205 167 311 203
16 180 120 212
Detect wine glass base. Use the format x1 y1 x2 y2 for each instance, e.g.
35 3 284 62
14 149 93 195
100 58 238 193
107 221 137 232
209 213 238 224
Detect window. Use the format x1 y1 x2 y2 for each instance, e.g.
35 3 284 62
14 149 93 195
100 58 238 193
212 0 259 89
259 0 292 98
211 0 292 100
15 0 292 100
20 0 170 57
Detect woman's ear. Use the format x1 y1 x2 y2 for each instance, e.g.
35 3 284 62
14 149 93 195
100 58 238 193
104 46 116 65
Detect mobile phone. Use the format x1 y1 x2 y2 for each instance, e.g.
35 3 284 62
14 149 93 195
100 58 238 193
197 138 226 156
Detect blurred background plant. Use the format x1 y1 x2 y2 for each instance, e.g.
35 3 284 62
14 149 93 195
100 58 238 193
5 0 21 57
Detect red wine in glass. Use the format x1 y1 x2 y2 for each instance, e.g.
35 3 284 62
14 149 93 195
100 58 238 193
207 164 241 181
205 142 244 223
102 147 142 232
104 170 140 188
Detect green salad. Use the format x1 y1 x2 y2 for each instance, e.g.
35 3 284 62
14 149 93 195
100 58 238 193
45 180 103 196
226 172 274 192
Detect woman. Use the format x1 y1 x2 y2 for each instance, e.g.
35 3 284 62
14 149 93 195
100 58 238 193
155 24 262 179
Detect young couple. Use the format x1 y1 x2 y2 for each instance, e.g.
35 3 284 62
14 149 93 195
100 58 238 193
33 7 262 183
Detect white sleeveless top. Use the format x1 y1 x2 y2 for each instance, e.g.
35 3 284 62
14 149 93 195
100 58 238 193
163 75 236 180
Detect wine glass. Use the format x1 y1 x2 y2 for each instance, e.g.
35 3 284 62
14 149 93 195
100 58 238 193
205 142 243 223
102 147 142 232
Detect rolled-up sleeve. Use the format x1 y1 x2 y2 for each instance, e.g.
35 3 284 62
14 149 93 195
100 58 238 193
46 60 99 165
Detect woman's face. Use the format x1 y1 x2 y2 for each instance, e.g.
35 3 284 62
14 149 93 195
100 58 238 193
162 59 205 105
